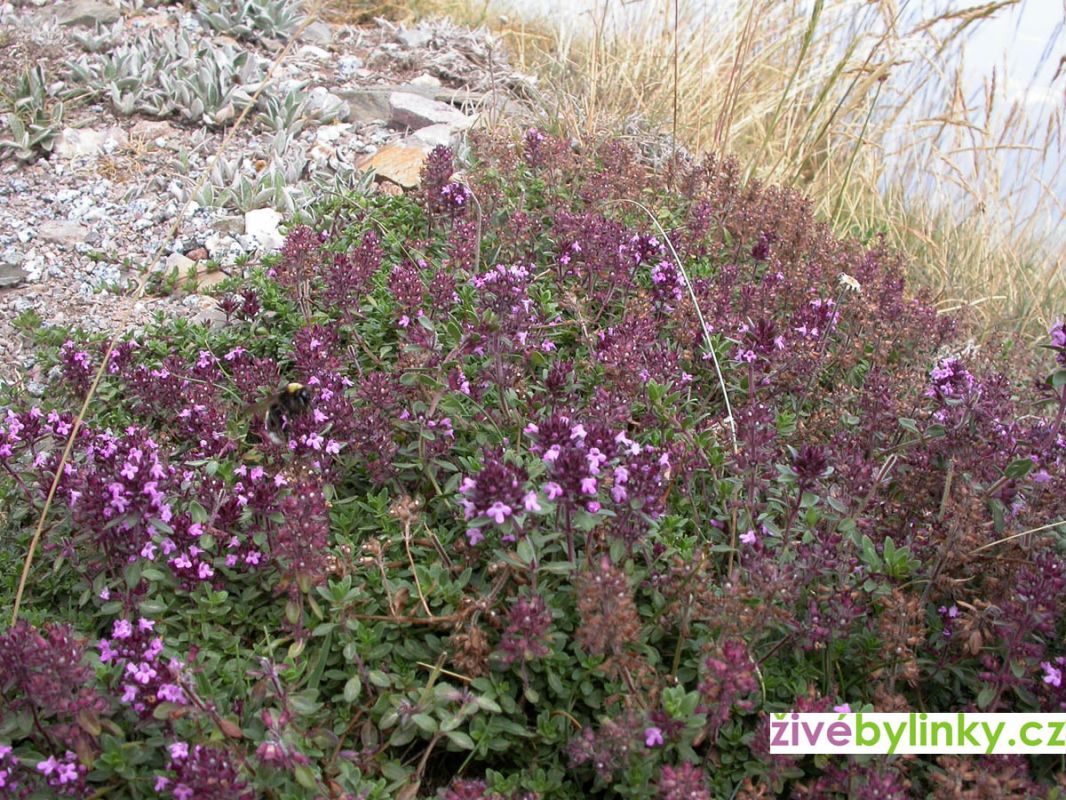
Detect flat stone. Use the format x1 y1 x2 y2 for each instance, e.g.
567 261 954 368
0 263 28 289
166 252 195 272
389 91 474 130
336 87 390 123
409 73 442 90
356 144 426 189
316 123 350 144
39 220 90 247
404 123 458 153
194 268 227 290
54 126 128 158
244 208 284 251
212 216 244 235
434 88 486 106
306 87 348 121
298 20 333 46
56 0 121 26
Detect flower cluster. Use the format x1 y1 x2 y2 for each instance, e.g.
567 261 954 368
656 762 710 800
495 593 553 668
98 617 187 717
0 622 109 751
649 260 684 310
699 640 759 738
4 129 1066 798
459 448 532 544
927 356 976 402
60 339 95 395
567 711 644 783
156 743 253 800
0 744 23 797
35 751 86 797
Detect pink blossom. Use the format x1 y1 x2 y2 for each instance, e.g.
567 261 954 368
486 501 512 524
1042 661 1063 688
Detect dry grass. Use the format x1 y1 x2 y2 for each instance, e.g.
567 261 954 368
334 0 1065 339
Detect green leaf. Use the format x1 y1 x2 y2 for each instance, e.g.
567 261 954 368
343 675 362 703
898 417 919 434
444 730 475 750
976 685 996 710
1004 458 1034 480
368 670 392 688
293 765 318 790
412 714 437 734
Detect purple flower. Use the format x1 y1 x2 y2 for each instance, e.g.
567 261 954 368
466 528 485 546
523 491 541 512
740 529 757 545
1042 661 1063 688
644 727 664 747
927 356 975 401
486 501 513 524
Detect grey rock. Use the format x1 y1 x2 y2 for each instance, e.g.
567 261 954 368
244 208 283 251
39 220 90 247
56 0 120 27
409 73 442 90
166 253 195 272
337 87 390 123
297 45 330 60
337 55 363 78
306 87 349 121
191 304 228 329
315 123 350 144
389 91 474 130
397 26 432 49
54 126 128 159
0 262 27 289
213 216 244 235
298 20 333 46
405 123 458 152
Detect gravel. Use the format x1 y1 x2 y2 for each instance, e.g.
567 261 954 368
0 2 536 388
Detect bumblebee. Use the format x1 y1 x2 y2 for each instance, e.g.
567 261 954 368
248 381 313 447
